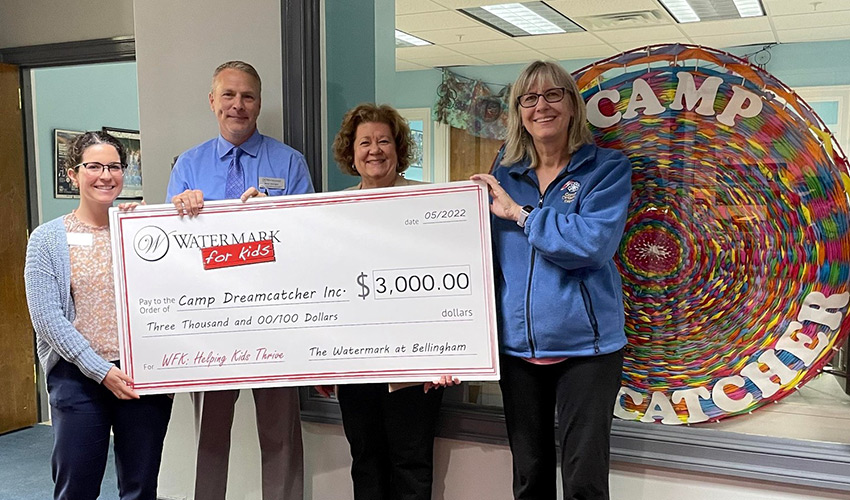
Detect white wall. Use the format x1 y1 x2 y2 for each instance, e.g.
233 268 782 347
133 0 283 204
0 0 134 48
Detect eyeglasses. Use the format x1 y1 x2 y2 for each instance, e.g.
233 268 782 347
517 87 567 108
75 162 127 175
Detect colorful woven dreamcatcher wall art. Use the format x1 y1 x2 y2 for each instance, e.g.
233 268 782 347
572 44 850 424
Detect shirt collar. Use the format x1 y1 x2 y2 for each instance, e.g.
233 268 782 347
216 129 262 159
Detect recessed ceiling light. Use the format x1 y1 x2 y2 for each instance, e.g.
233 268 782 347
659 0 765 23
460 2 584 37
395 30 432 48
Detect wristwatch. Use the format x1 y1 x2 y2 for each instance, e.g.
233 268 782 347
516 205 534 228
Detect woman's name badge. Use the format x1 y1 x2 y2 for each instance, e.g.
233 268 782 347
66 232 93 246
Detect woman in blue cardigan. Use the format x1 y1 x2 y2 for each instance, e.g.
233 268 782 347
24 131 172 500
473 61 632 500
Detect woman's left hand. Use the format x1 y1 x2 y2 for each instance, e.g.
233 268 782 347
103 366 140 400
424 375 460 393
117 200 146 212
471 174 522 222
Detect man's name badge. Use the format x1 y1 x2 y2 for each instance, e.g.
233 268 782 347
259 177 285 190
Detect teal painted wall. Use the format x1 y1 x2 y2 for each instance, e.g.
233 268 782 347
33 62 140 222
325 0 377 192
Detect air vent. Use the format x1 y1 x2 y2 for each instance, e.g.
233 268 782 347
576 10 667 30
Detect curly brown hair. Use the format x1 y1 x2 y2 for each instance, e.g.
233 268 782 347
65 131 127 174
333 103 414 176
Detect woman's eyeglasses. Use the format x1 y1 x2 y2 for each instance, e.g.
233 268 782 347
517 87 567 108
75 162 128 175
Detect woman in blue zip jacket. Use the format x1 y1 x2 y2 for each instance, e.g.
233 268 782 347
472 60 632 500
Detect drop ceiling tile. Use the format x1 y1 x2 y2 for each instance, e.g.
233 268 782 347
515 31 605 49
412 26 505 45
429 0 528 9
405 53 490 67
545 0 663 17
677 17 773 37
540 45 619 61
396 58 432 71
396 0 446 16
772 10 850 30
397 44 466 59
593 24 686 43
474 49 549 65
397 10 479 32
446 38 529 54
764 0 850 16
688 31 777 49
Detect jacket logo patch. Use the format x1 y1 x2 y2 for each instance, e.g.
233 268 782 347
561 180 580 203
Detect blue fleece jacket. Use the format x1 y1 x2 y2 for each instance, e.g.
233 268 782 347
492 142 632 358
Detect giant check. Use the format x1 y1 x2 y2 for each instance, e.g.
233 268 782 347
110 181 499 394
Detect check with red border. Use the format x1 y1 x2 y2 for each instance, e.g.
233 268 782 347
109 181 499 394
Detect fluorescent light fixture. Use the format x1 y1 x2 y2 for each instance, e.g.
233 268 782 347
483 3 562 35
732 0 764 18
661 0 700 22
395 30 432 48
460 2 584 37
660 0 764 23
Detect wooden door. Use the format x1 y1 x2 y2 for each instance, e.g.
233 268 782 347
0 63 38 434
449 126 504 181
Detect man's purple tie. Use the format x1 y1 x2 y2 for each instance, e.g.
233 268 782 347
225 147 244 199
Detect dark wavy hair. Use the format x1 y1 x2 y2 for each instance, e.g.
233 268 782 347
66 131 127 173
332 103 414 176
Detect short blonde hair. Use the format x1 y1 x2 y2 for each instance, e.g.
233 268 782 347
211 60 262 94
333 103 414 176
501 60 593 168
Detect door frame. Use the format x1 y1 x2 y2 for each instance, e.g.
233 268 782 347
0 37 134 421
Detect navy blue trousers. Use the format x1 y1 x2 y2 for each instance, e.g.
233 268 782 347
499 350 624 500
337 383 443 500
47 359 173 500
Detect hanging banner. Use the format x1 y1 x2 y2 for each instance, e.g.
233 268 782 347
573 44 850 424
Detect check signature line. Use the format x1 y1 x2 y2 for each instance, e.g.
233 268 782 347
309 353 474 361
141 318 475 338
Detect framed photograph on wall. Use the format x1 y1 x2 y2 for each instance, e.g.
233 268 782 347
54 129 84 198
103 127 143 199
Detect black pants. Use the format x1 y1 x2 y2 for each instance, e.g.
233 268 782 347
499 350 624 500
337 383 443 500
47 359 173 500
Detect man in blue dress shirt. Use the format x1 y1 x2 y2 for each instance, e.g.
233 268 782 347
167 60 313 500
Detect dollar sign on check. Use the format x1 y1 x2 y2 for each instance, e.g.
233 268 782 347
356 272 370 299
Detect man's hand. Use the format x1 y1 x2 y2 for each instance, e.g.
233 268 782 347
240 187 268 202
171 189 204 217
